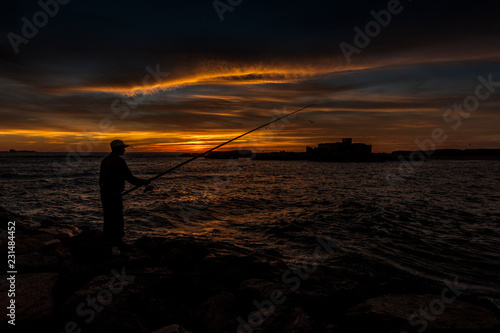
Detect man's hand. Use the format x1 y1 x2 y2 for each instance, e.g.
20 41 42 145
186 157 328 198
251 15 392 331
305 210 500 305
143 181 155 193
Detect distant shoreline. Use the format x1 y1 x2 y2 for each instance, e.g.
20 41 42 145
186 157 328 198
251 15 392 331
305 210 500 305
2 148 500 161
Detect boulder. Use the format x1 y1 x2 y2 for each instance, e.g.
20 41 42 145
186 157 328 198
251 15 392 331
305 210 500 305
346 294 500 332
285 307 321 333
57 268 146 332
6 233 55 255
0 273 58 324
0 206 39 231
159 243 211 271
152 324 192 333
38 224 81 239
239 278 293 302
135 236 174 256
16 252 59 272
88 312 151 333
194 291 238 333
194 254 276 278
65 229 112 263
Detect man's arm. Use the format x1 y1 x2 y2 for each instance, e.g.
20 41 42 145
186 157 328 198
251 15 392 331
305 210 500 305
122 159 148 186
99 160 106 188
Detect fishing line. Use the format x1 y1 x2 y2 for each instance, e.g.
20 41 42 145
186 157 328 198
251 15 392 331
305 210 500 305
122 104 314 196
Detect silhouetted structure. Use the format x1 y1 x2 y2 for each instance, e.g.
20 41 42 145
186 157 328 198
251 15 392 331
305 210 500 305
393 149 500 160
252 138 380 161
8 149 36 152
306 138 372 160
205 150 253 159
99 140 148 250
251 151 308 160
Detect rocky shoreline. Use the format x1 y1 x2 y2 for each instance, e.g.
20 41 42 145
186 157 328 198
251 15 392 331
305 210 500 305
1 206 500 333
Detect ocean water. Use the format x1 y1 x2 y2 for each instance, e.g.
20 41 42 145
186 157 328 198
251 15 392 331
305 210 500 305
1 153 499 302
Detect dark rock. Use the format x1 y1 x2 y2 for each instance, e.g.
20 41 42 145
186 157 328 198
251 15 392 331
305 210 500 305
52 261 98 304
56 268 148 332
236 302 320 333
345 294 500 332
38 223 80 239
192 254 277 291
292 265 369 321
152 324 192 333
4 220 498 333
125 248 156 269
41 216 65 228
16 253 59 272
239 278 293 303
195 254 277 278
0 273 58 324
194 291 238 333
159 243 211 271
90 311 151 333
66 229 111 263
0 206 38 231
135 236 173 256
40 238 69 258
137 271 210 328
0 207 80 258
285 307 321 333
5 233 56 255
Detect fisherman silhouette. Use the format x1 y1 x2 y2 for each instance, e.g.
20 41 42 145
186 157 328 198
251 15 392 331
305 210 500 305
99 140 148 253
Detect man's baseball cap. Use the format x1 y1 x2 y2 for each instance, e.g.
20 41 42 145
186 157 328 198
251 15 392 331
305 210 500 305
110 139 131 148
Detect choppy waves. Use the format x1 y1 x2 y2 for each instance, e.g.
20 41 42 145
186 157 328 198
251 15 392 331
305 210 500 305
1 154 499 300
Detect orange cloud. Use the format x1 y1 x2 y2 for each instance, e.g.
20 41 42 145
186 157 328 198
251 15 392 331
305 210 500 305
52 45 500 97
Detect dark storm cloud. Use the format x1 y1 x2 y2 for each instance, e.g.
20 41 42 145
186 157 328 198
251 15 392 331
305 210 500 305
2 0 499 78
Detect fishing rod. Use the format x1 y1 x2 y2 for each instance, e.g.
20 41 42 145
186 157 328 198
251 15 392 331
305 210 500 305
122 104 314 196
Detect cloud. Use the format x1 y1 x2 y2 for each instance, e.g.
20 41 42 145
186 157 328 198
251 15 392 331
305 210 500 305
1 0 500 152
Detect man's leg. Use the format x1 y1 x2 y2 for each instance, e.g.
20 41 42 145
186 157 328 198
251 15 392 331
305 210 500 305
101 192 124 247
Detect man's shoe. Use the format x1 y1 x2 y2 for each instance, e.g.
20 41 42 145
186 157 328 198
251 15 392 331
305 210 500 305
118 242 133 252
111 246 121 256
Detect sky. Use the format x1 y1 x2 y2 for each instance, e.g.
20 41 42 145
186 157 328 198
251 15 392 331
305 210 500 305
1 0 500 153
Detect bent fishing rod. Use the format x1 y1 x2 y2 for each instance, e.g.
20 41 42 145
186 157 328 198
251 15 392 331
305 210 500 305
122 104 314 196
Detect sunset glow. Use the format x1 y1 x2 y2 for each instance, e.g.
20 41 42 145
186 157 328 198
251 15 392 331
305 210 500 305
2 2 500 153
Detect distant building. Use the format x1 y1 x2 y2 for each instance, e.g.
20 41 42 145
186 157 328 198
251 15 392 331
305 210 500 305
8 149 36 153
306 138 372 159
252 138 379 161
